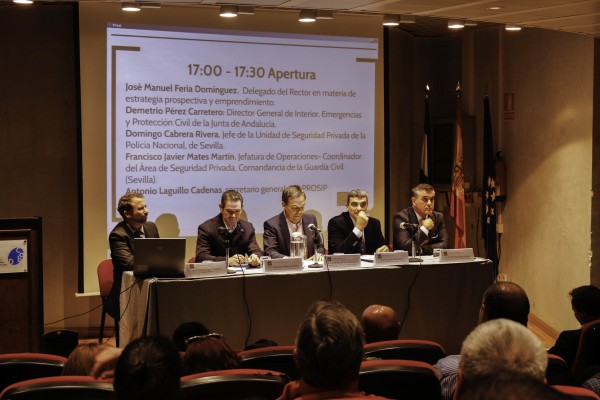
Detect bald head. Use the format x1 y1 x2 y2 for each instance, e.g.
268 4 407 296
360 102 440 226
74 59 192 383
480 282 530 326
361 304 400 343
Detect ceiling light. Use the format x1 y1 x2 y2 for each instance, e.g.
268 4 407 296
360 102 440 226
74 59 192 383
382 14 399 26
237 6 254 15
13 0 33 4
400 15 416 24
219 5 238 17
298 9 316 23
488 6 503 11
316 10 333 20
505 24 522 31
448 19 465 29
122 2 141 12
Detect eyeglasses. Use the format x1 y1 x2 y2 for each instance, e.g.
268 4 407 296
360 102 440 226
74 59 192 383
184 333 224 348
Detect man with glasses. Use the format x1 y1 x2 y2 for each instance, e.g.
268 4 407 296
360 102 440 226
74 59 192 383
195 189 262 266
327 189 389 255
393 183 448 255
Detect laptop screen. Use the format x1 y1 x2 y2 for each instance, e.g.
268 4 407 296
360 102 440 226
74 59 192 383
133 238 186 278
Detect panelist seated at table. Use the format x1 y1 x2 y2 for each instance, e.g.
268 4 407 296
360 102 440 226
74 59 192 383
393 183 449 256
108 192 160 320
327 189 389 255
263 185 325 260
195 189 262 267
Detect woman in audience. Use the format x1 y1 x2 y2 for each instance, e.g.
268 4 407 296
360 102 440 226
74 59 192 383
63 342 105 375
182 334 241 375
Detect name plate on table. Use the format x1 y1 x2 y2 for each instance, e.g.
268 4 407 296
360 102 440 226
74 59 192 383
439 248 474 263
263 257 303 273
373 251 409 266
325 254 361 269
185 261 227 278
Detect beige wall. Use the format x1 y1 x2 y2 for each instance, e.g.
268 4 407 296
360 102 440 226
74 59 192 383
500 28 594 331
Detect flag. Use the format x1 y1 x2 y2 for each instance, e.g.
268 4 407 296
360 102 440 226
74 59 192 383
450 82 466 248
420 86 430 183
482 95 498 274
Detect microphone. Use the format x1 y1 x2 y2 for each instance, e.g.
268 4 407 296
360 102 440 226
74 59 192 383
399 222 419 229
308 224 321 233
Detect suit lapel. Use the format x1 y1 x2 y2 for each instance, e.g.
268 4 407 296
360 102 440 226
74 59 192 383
279 212 291 255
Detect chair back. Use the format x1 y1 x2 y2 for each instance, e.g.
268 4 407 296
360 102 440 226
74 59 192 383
572 319 600 384
359 359 441 400
552 385 600 400
0 353 66 393
238 345 300 380
547 354 574 386
363 339 447 364
0 376 114 400
180 368 289 400
97 259 114 298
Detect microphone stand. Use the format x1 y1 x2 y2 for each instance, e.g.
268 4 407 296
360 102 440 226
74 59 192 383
308 231 323 268
407 226 422 263
218 227 232 269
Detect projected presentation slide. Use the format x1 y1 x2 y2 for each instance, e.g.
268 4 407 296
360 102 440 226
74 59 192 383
107 23 378 236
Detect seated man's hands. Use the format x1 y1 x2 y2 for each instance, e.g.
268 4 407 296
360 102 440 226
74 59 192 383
375 245 390 253
356 211 369 231
422 217 435 231
228 254 246 265
246 253 261 267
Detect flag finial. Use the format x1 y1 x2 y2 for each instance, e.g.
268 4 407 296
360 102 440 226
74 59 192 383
456 81 461 93
425 83 430 98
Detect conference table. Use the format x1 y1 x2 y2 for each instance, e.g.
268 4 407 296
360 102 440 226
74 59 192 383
119 257 494 354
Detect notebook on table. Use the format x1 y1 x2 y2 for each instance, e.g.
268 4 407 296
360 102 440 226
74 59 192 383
133 238 186 278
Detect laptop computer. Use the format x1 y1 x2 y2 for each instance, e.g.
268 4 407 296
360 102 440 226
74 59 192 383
133 238 186 278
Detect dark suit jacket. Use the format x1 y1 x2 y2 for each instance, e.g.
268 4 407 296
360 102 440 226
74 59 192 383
108 220 159 319
393 207 448 255
263 212 325 259
549 329 581 367
327 212 387 255
195 214 262 262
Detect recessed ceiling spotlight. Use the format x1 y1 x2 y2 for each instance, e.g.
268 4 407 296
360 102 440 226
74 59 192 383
505 24 522 31
382 14 399 26
122 2 141 12
298 9 316 22
13 0 34 4
448 19 465 29
488 6 503 11
219 5 238 17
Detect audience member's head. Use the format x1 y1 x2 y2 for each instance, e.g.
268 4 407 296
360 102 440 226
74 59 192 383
457 374 570 400
182 336 241 375
172 321 209 352
570 285 600 325
459 319 547 386
361 304 400 343
294 300 364 389
244 338 279 350
114 335 181 400
63 343 105 376
479 281 530 326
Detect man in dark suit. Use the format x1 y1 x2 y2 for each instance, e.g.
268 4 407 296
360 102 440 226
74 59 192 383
108 192 159 320
549 285 600 367
195 189 262 266
327 189 389 255
263 185 325 259
393 183 448 256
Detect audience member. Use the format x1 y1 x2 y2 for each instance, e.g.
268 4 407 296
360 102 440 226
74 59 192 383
549 285 600 367
109 192 159 320
172 321 209 352
263 185 325 259
327 189 389 255
459 319 547 387
457 374 570 400
63 343 105 376
434 281 530 400
195 189 262 266
113 336 182 400
361 304 400 343
182 335 241 375
277 300 388 400
393 183 448 255
244 338 279 350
